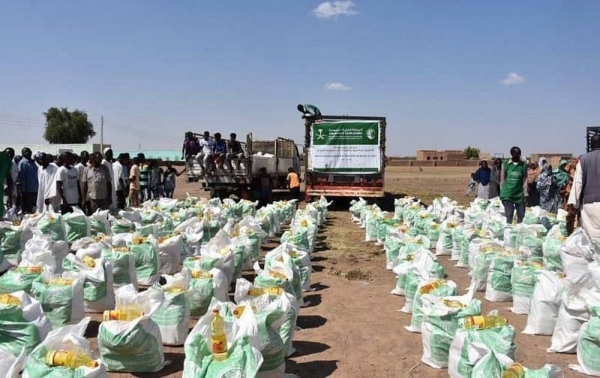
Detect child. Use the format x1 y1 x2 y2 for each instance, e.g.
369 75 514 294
466 173 477 196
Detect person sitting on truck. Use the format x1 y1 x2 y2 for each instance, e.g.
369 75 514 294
213 132 228 170
227 133 245 170
182 132 199 171
198 131 215 175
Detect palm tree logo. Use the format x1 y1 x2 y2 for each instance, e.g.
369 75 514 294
316 129 325 140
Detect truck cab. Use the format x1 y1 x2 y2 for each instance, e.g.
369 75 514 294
300 105 387 201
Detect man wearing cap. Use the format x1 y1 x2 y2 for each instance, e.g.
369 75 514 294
37 153 60 212
569 135 600 245
102 148 117 208
17 147 39 213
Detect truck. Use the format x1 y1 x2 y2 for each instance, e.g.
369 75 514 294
299 104 387 201
185 133 301 199
587 126 600 153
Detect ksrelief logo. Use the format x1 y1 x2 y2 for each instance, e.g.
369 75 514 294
316 129 325 140
366 127 376 140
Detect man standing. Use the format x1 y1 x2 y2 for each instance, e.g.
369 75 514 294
182 132 200 172
75 151 91 214
82 152 112 213
500 146 528 224
102 148 117 208
129 157 141 207
568 135 600 244
286 167 301 209
0 149 13 219
198 131 214 175
37 153 60 212
112 153 128 209
56 152 81 214
17 147 39 213
3 148 18 213
138 153 150 202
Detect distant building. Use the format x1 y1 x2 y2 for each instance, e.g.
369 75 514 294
0 143 110 156
529 153 573 167
416 149 465 161
116 150 181 162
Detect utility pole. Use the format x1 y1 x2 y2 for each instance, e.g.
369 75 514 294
100 115 104 152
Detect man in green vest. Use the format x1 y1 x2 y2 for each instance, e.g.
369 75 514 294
500 146 528 224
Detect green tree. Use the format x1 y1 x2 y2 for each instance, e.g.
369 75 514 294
43 107 96 144
463 146 480 159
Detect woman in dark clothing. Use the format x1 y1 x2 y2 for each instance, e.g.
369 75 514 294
473 160 492 199
489 158 502 199
526 160 542 207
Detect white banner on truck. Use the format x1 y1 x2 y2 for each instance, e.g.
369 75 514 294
309 121 381 174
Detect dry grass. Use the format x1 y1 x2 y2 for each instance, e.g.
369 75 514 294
327 267 372 281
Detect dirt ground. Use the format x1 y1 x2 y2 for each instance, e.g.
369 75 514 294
99 166 580 377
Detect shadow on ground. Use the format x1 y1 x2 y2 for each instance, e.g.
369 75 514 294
296 314 328 330
287 359 338 378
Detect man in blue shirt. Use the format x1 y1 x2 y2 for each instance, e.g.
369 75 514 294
213 132 227 170
17 147 39 213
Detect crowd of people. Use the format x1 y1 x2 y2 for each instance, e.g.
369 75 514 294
0 147 184 218
182 131 245 175
468 147 578 225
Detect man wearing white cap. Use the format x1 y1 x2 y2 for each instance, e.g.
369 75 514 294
102 148 117 209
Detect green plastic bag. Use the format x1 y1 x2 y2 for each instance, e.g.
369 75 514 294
485 255 515 302
0 223 26 265
129 241 160 285
572 306 600 376
62 212 90 244
101 249 137 288
37 213 66 242
30 277 84 328
111 219 133 234
0 268 43 294
183 334 261 377
407 280 458 332
152 290 190 346
449 324 516 377
421 296 482 369
0 291 52 357
542 234 565 272
510 263 540 314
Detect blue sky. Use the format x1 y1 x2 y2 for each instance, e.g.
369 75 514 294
1 0 599 156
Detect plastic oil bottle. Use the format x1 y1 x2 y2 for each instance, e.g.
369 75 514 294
502 363 525 378
464 315 508 330
0 294 21 307
45 349 99 369
211 309 228 361
419 279 446 294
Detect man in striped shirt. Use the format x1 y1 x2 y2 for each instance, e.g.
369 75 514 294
138 153 150 202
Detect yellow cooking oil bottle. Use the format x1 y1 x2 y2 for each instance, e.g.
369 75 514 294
45 349 99 369
419 279 446 294
502 363 525 378
464 315 508 330
0 294 21 307
211 309 228 361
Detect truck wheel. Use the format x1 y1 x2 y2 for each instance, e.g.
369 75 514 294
209 189 217 198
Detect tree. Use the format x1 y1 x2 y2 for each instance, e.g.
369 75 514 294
463 146 480 159
43 107 96 144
